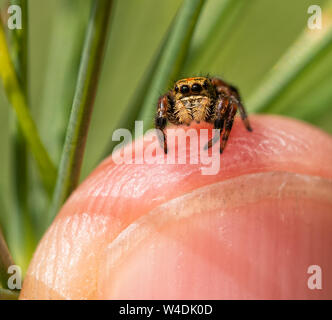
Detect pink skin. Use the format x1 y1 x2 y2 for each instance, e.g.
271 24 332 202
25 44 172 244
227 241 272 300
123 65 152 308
20 115 332 299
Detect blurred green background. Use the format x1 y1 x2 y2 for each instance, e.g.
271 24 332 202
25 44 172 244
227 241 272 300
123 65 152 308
0 0 331 270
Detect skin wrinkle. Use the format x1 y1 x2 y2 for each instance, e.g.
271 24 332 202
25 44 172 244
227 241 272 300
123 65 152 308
100 172 332 298
101 172 332 298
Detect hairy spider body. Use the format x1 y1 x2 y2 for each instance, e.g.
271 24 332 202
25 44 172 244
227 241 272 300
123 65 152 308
155 76 252 154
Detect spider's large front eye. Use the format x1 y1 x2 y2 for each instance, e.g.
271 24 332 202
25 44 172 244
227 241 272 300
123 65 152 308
180 85 190 94
174 86 179 93
192 83 202 93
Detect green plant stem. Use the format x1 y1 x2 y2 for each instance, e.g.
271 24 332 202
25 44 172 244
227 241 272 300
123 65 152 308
8 0 37 266
184 0 246 71
0 228 14 289
248 1 332 113
9 0 28 212
39 0 88 163
291 67 332 120
48 0 113 224
0 20 57 197
138 0 205 131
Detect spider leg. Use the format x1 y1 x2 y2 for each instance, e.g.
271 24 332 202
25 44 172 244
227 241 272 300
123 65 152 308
155 95 169 153
236 100 252 132
220 100 237 153
211 77 252 132
204 96 229 150
228 85 252 132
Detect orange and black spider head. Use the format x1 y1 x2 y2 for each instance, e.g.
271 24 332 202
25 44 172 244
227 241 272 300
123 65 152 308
173 77 214 99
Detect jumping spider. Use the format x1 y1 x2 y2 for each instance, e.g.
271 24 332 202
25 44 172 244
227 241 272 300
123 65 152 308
155 76 252 154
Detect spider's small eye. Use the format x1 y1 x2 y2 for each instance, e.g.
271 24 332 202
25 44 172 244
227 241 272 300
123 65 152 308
203 80 208 89
174 86 179 93
180 85 190 94
191 83 202 93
